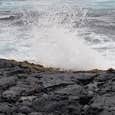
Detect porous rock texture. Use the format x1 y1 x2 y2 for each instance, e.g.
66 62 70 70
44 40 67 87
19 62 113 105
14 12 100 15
0 59 114 115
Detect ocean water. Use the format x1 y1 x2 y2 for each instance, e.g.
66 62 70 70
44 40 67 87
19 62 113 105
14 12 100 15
0 0 115 70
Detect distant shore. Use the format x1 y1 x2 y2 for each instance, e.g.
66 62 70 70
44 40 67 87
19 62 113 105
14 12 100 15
0 58 114 115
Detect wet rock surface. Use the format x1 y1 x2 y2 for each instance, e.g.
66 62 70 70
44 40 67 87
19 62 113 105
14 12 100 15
0 59 114 115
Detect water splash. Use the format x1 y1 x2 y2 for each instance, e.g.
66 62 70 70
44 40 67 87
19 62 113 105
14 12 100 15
0 0 114 70
30 25 111 70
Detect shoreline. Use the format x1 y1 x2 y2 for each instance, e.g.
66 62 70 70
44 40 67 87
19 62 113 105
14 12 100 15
0 58 110 72
0 58 114 115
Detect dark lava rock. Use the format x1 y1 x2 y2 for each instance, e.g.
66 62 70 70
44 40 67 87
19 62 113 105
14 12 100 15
0 76 17 89
15 113 26 115
75 73 96 85
17 105 33 114
0 59 114 115
55 84 86 96
2 86 24 102
0 102 16 113
29 112 43 115
6 66 27 76
95 72 115 82
0 59 15 68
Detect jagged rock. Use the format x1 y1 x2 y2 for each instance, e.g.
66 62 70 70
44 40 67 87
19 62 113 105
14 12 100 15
6 66 27 76
0 59 114 115
75 73 95 85
79 95 93 105
55 84 86 96
0 59 15 68
95 72 115 82
69 96 80 101
32 93 81 114
89 95 115 115
19 96 37 104
40 74 74 90
0 102 16 113
32 94 49 112
0 76 17 89
17 106 33 114
29 112 43 115
29 112 55 115
16 113 26 115
97 110 115 115
107 68 115 73
2 86 23 102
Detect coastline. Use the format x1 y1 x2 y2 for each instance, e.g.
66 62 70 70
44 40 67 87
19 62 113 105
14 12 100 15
0 58 114 115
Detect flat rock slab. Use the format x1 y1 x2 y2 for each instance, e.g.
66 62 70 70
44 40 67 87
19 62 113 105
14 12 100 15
0 59 114 115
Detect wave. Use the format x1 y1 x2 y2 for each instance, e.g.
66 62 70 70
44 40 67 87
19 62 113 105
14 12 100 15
0 0 113 70
30 25 112 70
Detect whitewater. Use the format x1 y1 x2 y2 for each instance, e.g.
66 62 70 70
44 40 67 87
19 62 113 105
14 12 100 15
0 0 115 70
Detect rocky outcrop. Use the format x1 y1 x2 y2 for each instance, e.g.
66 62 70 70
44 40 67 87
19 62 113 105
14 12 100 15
0 59 114 115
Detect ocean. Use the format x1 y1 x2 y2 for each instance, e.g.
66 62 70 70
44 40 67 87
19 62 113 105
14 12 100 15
0 0 115 70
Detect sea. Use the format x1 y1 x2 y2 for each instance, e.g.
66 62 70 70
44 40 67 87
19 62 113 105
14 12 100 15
0 0 115 70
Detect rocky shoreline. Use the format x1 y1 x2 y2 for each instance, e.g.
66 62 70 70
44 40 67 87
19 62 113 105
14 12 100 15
0 59 114 115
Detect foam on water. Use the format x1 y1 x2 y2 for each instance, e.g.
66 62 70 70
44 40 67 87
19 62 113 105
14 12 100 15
0 0 114 70
30 25 112 70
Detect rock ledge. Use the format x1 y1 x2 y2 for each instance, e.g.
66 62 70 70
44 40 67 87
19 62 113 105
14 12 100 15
0 59 114 115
